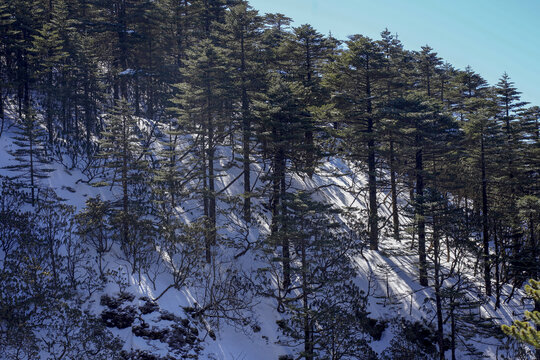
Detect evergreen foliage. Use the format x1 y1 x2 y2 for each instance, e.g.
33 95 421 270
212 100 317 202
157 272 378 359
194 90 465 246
502 279 540 349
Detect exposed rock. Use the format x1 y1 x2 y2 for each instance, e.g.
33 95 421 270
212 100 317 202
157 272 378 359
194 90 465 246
139 299 159 315
101 306 136 329
100 292 202 358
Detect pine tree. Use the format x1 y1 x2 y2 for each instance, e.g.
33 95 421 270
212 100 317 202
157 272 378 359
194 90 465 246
494 73 529 292
95 99 152 274
386 95 458 286
0 2 19 137
283 24 336 176
29 0 69 145
221 1 264 223
152 118 185 211
171 37 232 263
266 191 365 360
502 279 540 359
520 105 540 196
255 72 312 292
461 97 502 298
8 0 45 117
416 45 442 98
324 34 386 250
75 195 112 278
68 2 104 151
5 106 52 206
377 29 411 241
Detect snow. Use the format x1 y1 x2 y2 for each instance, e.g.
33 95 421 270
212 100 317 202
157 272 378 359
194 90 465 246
119 68 136 76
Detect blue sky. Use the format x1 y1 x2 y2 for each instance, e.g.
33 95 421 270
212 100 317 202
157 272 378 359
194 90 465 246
248 0 539 106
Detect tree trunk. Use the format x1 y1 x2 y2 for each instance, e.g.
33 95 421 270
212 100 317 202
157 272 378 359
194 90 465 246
416 140 427 286
304 38 314 177
390 140 400 241
84 79 92 153
208 115 216 246
494 224 501 309
46 71 54 144
241 32 251 223
122 112 129 251
366 59 378 250
270 126 281 236
451 301 456 360
117 0 128 100
481 133 492 296
301 233 313 360
0 79 4 138
203 134 210 263
29 114 35 207
281 152 290 291
433 205 444 360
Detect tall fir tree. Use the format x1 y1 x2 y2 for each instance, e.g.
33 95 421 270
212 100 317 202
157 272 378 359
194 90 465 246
324 34 386 250
5 106 52 206
95 99 152 274
221 1 264 223
171 37 232 263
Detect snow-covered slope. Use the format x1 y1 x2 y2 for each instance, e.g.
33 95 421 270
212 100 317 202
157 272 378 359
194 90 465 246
0 109 534 360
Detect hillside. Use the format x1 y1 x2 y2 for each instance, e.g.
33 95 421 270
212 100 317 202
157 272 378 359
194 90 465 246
0 0 539 359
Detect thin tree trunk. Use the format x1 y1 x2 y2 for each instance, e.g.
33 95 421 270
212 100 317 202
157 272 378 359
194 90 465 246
451 301 456 360
433 201 444 360
241 32 251 223
494 223 501 309
536 299 540 360
366 58 378 250
390 139 400 241
281 152 290 290
46 71 54 144
481 133 492 296
203 135 210 263
208 113 216 248
84 79 92 153
122 111 129 256
301 233 312 360
270 127 281 236
0 79 5 138
29 113 35 207
416 140 427 286
304 38 314 177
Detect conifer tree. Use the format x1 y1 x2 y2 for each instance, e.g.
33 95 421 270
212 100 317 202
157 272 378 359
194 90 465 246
502 279 540 359
0 2 19 137
255 72 311 292
96 99 151 273
5 106 52 206
386 95 458 286
153 119 185 211
171 37 232 263
266 191 365 360
8 0 45 117
324 34 385 250
462 98 501 298
283 24 336 176
70 8 104 150
221 2 264 222
75 195 112 278
416 45 442 98
494 73 529 290
29 0 69 144
378 29 411 241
